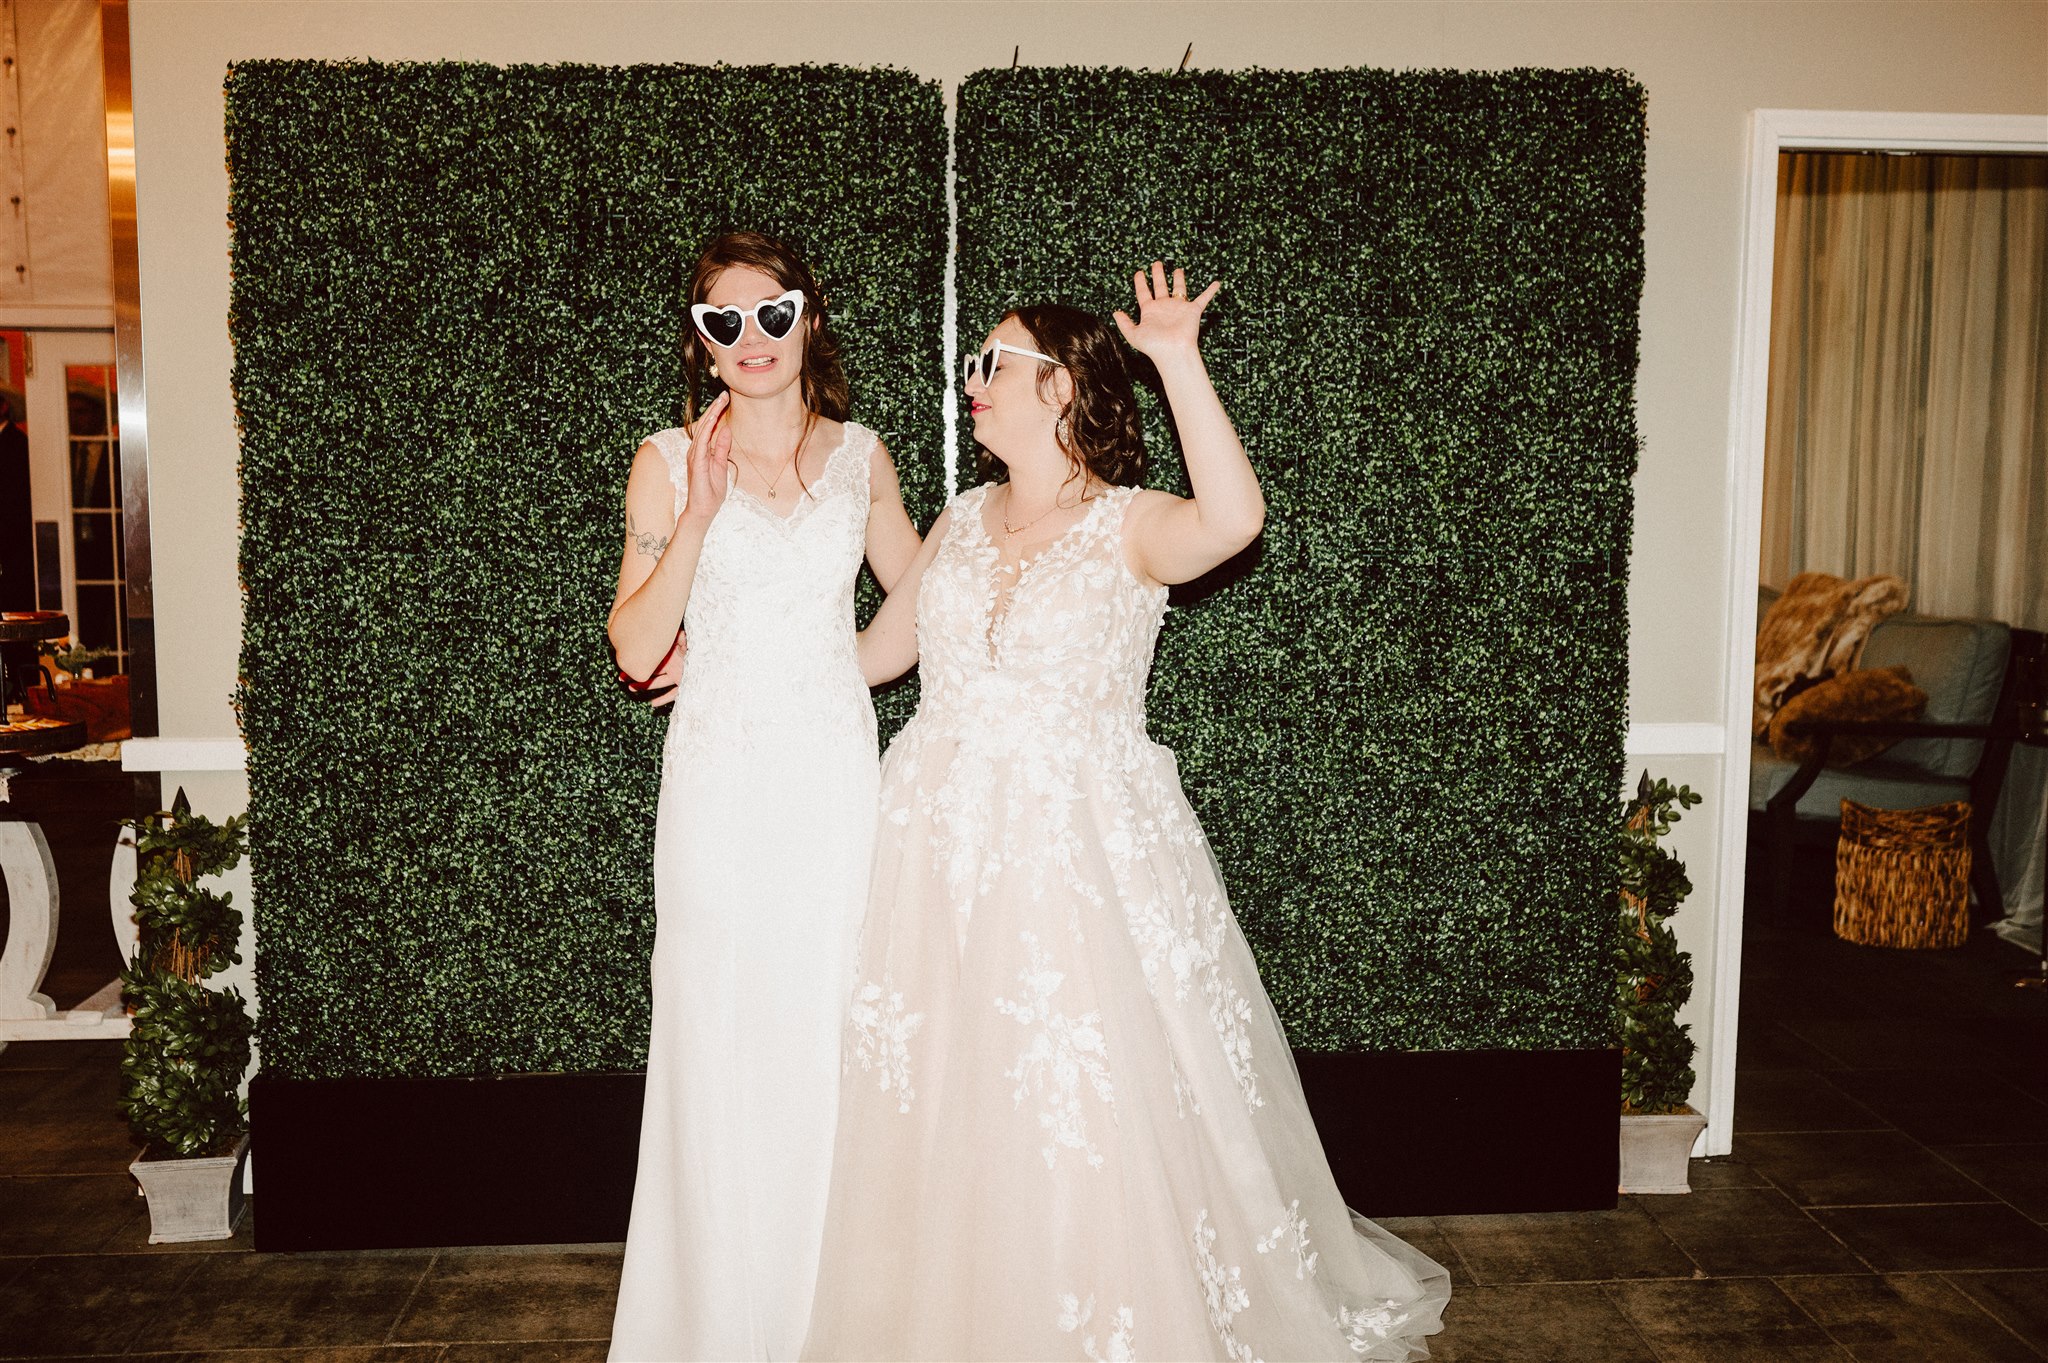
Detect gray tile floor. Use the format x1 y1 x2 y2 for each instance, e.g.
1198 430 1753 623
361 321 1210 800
1 877 2043 1360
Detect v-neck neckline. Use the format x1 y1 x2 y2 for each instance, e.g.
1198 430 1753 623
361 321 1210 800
726 423 854 526
975 481 1109 576
972 483 1115 665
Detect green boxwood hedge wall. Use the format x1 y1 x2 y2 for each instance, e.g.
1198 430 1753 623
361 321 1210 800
955 68 1643 1051
230 62 947 1078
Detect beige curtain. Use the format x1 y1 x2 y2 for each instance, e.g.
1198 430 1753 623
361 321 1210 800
1762 151 2048 943
1763 152 2047 629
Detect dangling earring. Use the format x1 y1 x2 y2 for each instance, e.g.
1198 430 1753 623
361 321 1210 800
1055 415 1069 442
709 362 720 380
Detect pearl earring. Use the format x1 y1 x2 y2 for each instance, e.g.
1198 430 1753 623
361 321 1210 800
709 363 720 380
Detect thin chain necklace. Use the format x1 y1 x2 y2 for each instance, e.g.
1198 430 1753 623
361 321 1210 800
734 433 802 500
1002 482 1091 536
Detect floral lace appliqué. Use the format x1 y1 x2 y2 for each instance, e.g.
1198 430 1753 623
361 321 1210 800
1057 1293 1137 1362
1191 1210 1260 1363
1209 977 1264 1112
1099 753 1264 1114
1338 1300 1416 1355
846 975 924 1113
995 930 1116 1170
1254 1199 1319 1280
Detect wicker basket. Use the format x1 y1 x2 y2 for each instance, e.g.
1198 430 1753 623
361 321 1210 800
1833 799 1971 949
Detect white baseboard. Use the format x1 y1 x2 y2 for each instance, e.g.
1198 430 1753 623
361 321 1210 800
1624 723 1726 756
120 738 246 773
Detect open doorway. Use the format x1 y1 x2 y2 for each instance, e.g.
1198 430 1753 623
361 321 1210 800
1712 111 2048 1178
6 331 127 682
1749 145 2045 938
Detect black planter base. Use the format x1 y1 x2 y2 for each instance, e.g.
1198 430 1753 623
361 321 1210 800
1294 1046 1620 1217
252 1046 1619 1251
251 1070 647 1252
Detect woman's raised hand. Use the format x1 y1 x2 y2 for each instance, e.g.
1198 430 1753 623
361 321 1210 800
1112 261 1222 362
683 391 733 524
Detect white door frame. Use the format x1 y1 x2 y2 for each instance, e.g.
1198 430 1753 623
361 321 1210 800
1706 109 2048 1157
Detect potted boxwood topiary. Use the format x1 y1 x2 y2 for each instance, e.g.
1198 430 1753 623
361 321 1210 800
1616 770 1707 1193
121 788 255 1242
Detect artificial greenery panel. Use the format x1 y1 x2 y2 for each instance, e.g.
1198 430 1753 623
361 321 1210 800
956 68 1642 1051
231 61 947 1079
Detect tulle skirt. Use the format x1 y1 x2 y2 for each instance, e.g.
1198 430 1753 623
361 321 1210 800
804 720 1450 1361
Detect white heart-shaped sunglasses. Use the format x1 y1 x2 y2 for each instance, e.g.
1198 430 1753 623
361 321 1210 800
963 340 1066 387
691 289 806 349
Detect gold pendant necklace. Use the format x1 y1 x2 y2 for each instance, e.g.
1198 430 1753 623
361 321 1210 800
1002 484 1087 536
738 441 798 500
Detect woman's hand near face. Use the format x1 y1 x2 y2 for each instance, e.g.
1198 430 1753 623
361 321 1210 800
1114 261 1267 587
682 391 732 527
608 402 729 680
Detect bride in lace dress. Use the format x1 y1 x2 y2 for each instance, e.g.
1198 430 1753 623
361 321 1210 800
803 264 1450 1361
605 232 921 1362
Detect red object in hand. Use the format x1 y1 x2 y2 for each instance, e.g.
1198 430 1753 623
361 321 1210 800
620 635 683 690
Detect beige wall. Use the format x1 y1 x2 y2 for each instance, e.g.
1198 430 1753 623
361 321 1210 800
123 0 2048 1122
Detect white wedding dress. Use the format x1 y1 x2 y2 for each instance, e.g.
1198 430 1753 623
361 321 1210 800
610 421 881 1363
805 483 1451 1362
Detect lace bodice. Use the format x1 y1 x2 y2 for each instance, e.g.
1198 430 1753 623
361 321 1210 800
645 420 877 757
907 482 1166 762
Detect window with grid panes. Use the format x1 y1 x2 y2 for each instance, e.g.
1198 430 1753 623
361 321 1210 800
66 365 124 672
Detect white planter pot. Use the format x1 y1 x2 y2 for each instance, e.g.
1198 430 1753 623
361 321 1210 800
1618 1108 1706 1194
130 1133 250 1243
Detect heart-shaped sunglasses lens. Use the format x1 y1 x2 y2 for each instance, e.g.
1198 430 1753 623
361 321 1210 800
698 309 746 348
755 297 799 340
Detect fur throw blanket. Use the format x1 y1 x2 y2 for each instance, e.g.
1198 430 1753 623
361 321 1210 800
1766 665 1928 766
1754 571 1910 736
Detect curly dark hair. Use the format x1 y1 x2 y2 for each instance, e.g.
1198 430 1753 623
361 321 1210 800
681 230 849 430
978 303 1146 489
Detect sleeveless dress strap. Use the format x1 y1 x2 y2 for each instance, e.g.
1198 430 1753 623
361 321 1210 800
1092 484 1163 603
1103 483 1142 533
646 428 689 518
945 481 992 534
1085 483 1143 554
842 422 876 504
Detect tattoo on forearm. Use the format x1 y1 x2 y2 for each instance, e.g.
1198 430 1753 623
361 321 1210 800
627 511 670 558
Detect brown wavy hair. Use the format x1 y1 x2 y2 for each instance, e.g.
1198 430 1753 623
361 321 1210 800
682 231 849 434
977 304 1147 488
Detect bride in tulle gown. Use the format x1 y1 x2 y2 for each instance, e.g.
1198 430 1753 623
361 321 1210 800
604 232 920 1362
804 264 1450 1361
